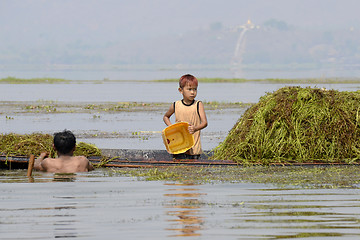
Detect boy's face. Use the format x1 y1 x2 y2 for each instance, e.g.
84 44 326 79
179 82 197 102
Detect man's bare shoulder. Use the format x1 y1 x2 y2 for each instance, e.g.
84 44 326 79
71 156 89 162
35 154 92 173
40 157 61 171
41 157 58 165
72 156 93 171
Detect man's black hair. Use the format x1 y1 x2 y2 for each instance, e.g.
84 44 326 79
53 130 76 155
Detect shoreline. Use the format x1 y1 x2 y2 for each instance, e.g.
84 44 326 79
3 76 360 84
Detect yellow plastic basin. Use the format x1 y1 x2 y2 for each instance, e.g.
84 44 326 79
162 122 194 154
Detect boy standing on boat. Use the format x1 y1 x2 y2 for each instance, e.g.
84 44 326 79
163 74 208 159
34 130 94 173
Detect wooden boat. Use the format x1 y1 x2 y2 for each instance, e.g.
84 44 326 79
2 149 358 169
0 149 237 169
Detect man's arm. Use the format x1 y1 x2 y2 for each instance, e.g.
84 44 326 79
79 156 94 172
88 159 94 171
34 152 48 171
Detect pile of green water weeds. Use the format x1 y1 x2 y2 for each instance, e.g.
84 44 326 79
0 133 101 158
212 86 360 164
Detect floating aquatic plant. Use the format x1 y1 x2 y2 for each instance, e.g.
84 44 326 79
112 165 360 188
0 133 101 158
74 142 102 157
212 86 360 164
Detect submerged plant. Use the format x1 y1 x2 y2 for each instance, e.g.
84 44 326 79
212 86 360 164
112 165 360 188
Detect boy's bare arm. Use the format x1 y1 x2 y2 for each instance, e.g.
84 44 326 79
189 101 208 134
163 104 175 126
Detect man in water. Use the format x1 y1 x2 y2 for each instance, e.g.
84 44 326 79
34 130 94 173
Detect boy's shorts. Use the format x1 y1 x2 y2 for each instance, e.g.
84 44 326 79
172 153 200 160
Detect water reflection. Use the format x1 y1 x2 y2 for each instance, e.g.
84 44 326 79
164 183 206 237
53 173 77 182
229 190 360 238
51 197 79 239
28 176 34 183
30 173 79 238
52 176 80 238
2 170 360 238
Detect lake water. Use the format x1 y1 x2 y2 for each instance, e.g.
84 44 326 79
1 169 360 239
1 81 360 150
0 102 244 150
2 64 360 81
2 68 360 239
1 81 360 103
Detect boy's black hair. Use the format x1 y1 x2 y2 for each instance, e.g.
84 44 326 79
53 130 76 155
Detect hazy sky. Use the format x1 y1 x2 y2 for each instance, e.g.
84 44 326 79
1 0 359 46
1 0 360 70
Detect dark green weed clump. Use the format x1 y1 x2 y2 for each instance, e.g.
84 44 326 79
0 133 101 157
212 86 360 164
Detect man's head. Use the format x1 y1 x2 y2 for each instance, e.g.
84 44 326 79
53 130 76 155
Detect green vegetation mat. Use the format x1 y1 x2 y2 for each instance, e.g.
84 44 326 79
212 86 360 164
0 133 101 157
114 166 360 188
